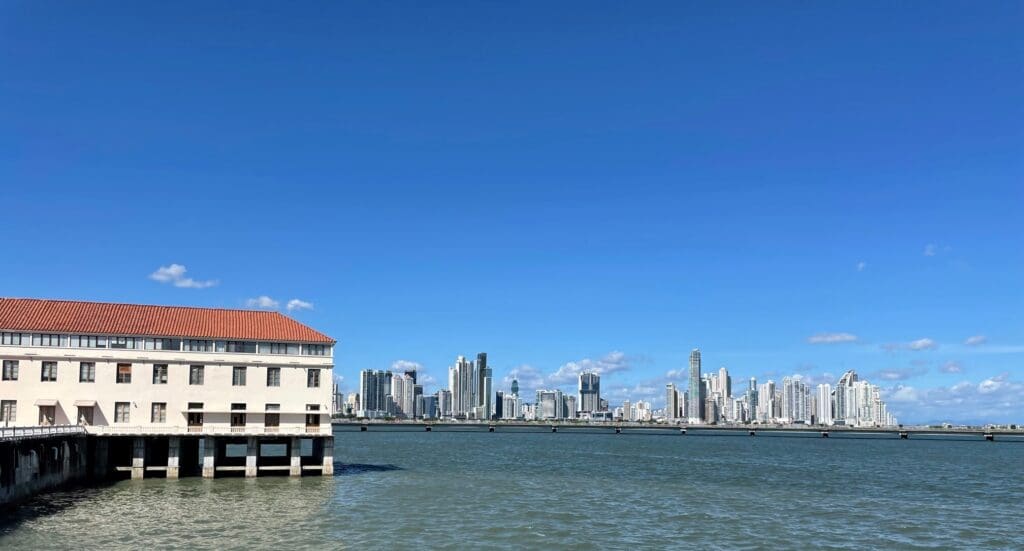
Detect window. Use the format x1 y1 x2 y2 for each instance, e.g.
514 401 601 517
79 362 95 382
114 402 130 423
152 364 168 384
263 342 299 355
232 366 247 386
39 406 55 426
189 365 204 385
187 403 204 428
32 334 63 347
109 337 136 349
307 369 321 388
306 405 321 428
230 403 246 428
151 402 167 423
2 360 18 381
71 335 106 348
1 332 22 345
267 367 281 387
41 361 57 382
0 400 16 423
77 406 93 425
265 404 280 428
145 338 181 351
116 363 132 384
185 340 212 352
226 341 257 353
303 344 328 356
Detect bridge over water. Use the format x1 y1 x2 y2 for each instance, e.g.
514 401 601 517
332 420 1024 442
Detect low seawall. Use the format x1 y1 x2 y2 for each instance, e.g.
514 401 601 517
0 429 92 508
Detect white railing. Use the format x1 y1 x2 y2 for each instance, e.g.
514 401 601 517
0 424 87 440
85 425 329 436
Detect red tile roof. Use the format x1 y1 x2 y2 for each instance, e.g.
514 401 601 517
0 298 335 344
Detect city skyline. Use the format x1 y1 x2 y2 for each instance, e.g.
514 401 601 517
3 3 1021 426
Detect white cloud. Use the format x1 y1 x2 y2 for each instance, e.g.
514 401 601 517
856 261 867 272
502 364 546 396
149 264 217 289
883 338 939 352
246 296 280 309
871 367 928 381
908 338 938 351
665 368 685 379
940 361 962 374
923 244 938 256
964 335 987 346
547 351 631 385
286 299 314 312
807 332 858 344
391 360 422 372
881 373 1024 424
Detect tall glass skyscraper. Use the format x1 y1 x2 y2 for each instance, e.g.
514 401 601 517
688 348 702 422
578 372 600 413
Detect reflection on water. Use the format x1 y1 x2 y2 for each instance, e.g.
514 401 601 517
2 432 1023 549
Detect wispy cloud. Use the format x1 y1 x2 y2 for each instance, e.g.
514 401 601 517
856 261 867 272
871 367 928 381
908 338 938 351
547 351 632 385
923 244 938 257
391 360 422 372
807 332 858 344
246 296 279 309
883 337 939 352
940 361 962 374
964 335 987 346
286 299 314 312
149 264 217 289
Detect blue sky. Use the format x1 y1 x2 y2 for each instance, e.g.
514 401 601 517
2 2 1022 424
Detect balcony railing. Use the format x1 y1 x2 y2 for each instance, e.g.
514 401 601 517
85 425 329 436
0 424 87 441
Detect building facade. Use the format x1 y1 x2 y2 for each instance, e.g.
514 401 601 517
0 299 335 435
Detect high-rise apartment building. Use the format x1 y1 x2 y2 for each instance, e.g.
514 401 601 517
688 348 702 423
578 372 600 413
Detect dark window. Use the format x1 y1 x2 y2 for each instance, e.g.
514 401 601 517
1 333 22 345
232 366 247 386
114 402 130 423
79 362 95 382
151 402 167 423
41 361 57 382
109 337 136 349
185 340 212 352
307 369 321 388
2 360 18 381
189 365 204 385
33 334 62 347
303 344 328 356
116 363 132 384
227 341 257 353
267 367 281 387
263 342 299 355
152 364 168 384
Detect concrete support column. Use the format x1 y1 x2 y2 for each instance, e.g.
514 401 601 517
289 437 301 477
321 436 334 476
245 437 258 478
167 437 180 479
131 438 146 480
93 438 109 480
202 436 216 478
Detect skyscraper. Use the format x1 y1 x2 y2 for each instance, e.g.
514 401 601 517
816 383 833 425
665 383 680 421
511 378 519 396
478 353 492 420
359 369 393 418
578 372 601 413
448 355 475 418
688 348 702 422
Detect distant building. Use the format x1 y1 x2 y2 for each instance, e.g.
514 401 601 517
688 348 702 423
578 372 600 414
